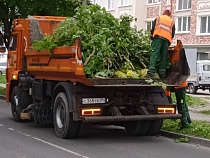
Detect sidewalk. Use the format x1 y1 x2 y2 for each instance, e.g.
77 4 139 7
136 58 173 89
189 110 210 122
0 83 6 88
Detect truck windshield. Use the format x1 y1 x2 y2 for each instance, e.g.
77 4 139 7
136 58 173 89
203 65 210 71
9 34 17 51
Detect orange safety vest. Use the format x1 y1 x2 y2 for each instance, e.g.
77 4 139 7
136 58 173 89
153 15 174 43
175 81 187 89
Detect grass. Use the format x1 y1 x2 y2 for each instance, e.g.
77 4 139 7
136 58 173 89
200 110 210 115
174 137 189 143
171 93 208 108
0 75 6 84
162 119 210 139
186 95 208 108
0 87 6 95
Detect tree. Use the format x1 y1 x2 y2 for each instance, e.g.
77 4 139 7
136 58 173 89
0 0 86 49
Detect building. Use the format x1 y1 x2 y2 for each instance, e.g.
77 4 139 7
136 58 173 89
90 0 147 30
91 0 210 60
146 0 210 60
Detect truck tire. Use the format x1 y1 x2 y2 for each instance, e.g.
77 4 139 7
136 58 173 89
11 86 31 122
146 120 163 136
125 121 150 136
53 92 79 139
189 84 198 94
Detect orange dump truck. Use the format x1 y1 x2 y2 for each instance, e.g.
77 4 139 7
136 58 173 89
5 16 189 138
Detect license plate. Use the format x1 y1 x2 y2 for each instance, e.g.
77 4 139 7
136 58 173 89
82 98 106 104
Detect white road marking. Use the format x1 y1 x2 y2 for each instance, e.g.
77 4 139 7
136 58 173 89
17 131 31 137
1 124 89 158
32 137 90 158
0 124 3 126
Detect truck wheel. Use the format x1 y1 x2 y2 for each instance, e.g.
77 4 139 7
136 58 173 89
53 92 79 139
189 84 197 94
11 86 31 122
146 120 163 136
125 121 150 136
11 86 22 122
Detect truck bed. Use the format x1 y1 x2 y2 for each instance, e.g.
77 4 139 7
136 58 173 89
25 39 189 87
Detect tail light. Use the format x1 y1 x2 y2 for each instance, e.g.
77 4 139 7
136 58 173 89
157 106 176 114
80 108 101 116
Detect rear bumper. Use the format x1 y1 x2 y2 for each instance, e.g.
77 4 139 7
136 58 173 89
83 114 182 122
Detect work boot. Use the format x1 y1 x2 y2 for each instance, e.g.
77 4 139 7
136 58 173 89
146 73 160 79
159 75 166 78
178 122 190 130
146 73 154 78
159 69 166 78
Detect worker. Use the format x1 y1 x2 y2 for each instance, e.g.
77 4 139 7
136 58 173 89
166 81 191 129
147 9 175 78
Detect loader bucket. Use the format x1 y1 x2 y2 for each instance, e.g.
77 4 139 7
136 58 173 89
161 40 190 86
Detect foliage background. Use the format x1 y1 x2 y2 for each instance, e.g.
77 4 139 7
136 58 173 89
0 0 87 48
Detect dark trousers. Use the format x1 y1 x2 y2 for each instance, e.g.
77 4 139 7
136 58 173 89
147 37 169 78
170 87 191 127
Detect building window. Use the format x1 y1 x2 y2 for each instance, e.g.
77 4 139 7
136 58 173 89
146 21 152 31
200 16 210 34
120 0 132 6
167 0 171 5
107 0 115 10
177 16 190 32
178 0 191 10
177 17 190 32
148 0 161 4
92 0 101 5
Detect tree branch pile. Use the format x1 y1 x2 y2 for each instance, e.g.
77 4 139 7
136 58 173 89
32 5 152 78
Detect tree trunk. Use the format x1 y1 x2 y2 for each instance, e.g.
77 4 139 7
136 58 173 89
0 2 11 49
2 19 11 49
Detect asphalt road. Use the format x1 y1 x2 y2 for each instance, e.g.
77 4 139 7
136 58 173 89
1 99 210 158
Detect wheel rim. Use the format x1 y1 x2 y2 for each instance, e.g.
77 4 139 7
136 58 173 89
190 85 194 93
12 95 19 115
56 102 65 129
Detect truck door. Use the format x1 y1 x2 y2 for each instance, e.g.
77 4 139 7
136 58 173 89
6 31 22 82
7 30 23 70
8 34 18 69
200 63 210 85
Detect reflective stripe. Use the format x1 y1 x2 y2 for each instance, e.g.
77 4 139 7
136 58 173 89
154 25 172 34
175 81 187 89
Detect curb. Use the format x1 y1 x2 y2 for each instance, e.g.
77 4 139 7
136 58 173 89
0 94 6 100
0 95 210 147
160 130 210 148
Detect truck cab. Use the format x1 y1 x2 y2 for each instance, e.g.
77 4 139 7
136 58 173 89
187 60 210 93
